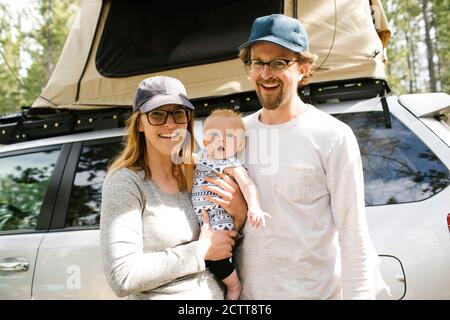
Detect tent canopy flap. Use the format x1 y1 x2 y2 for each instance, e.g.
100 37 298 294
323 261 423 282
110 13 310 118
33 0 391 110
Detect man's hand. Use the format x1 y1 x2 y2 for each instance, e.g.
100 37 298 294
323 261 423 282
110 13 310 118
201 171 248 231
199 210 236 261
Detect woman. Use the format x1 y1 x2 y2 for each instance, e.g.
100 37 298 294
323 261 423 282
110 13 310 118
100 76 247 299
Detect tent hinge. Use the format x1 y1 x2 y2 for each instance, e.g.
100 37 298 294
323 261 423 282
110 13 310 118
301 85 312 104
380 84 392 129
293 0 298 18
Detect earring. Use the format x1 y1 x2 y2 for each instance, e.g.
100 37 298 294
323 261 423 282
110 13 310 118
298 74 304 81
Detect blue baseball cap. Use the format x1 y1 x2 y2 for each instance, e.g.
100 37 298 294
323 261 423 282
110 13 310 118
238 14 308 52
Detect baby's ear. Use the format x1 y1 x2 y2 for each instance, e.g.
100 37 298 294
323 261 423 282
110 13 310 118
237 137 246 152
237 129 246 152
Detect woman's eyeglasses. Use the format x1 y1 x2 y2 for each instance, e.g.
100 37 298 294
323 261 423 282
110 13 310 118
146 109 191 126
245 58 298 74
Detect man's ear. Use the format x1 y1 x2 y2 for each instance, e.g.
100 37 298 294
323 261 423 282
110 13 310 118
298 63 310 76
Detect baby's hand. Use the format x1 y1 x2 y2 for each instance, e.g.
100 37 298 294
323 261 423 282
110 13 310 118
247 207 271 229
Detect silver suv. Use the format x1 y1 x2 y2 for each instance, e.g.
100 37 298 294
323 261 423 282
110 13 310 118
1 0 449 299
1 91 449 299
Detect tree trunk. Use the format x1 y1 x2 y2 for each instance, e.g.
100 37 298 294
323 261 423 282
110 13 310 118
430 12 442 91
421 0 437 92
46 0 53 77
405 32 414 93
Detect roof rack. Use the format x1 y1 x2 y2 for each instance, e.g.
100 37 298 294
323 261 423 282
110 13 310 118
0 107 131 145
0 78 389 145
300 78 390 104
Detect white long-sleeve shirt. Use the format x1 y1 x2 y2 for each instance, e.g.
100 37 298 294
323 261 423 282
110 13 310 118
235 105 387 299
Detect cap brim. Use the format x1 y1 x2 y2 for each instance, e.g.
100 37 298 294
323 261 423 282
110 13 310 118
238 35 306 53
139 94 195 113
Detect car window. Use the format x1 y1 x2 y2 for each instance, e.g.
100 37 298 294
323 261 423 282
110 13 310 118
335 111 450 206
0 150 60 232
66 140 122 228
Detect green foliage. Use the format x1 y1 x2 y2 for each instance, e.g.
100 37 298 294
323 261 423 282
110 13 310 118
0 2 24 114
0 0 448 115
385 0 449 94
431 0 450 92
0 0 78 114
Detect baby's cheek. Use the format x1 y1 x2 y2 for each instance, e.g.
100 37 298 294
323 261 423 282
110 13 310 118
203 138 213 149
226 141 238 156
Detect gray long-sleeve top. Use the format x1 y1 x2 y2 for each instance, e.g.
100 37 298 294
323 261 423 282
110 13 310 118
100 168 223 299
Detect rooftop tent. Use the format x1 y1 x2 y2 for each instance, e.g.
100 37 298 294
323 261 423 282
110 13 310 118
298 0 391 81
32 0 391 110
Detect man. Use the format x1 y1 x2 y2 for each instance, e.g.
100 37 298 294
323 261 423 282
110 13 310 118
234 14 388 299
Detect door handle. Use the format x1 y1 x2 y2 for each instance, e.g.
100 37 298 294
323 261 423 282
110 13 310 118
0 259 30 272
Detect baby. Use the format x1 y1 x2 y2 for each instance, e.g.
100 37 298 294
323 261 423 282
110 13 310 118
191 109 270 300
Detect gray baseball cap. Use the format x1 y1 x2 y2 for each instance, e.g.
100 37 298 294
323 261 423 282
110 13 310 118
132 76 195 113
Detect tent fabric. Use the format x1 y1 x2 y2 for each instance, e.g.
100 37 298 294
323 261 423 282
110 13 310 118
371 0 391 50
34 0 103 108
32 0 391 110
298 0 389 83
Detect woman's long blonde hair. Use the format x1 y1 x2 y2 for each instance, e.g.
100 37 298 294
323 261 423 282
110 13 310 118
108 112 195 192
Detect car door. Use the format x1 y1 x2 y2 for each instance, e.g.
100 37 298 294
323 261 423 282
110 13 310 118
32 137 123 299
335 102 450 299
0 145 67 299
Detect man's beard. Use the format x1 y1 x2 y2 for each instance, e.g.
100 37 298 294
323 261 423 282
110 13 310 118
256 84 286 110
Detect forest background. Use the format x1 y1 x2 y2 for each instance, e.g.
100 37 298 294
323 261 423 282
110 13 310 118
0 0 448 114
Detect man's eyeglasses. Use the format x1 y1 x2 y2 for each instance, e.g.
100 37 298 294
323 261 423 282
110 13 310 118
146 108 191 126
245 59 298 74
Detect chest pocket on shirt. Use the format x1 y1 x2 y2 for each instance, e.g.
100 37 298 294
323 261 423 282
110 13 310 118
274 164 328 204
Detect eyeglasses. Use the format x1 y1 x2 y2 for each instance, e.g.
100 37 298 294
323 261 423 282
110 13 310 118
245 59 298 74
146 108 191 126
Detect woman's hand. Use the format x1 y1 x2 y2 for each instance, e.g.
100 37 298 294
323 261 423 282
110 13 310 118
199 210 236 261
201 171 248 231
